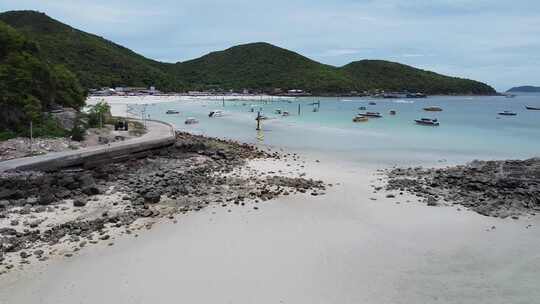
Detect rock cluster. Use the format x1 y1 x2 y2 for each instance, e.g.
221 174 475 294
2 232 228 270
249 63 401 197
384 158 540 218
0 132 326 272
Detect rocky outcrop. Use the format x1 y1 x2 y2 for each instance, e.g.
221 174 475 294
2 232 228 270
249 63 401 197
384 158 540 218
50 107 78 130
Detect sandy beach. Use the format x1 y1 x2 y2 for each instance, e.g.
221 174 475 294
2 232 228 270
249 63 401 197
1 152 539 303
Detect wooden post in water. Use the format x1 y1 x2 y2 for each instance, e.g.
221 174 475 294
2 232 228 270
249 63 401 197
222 97 225 107
298 104 301 116
256 111 261 131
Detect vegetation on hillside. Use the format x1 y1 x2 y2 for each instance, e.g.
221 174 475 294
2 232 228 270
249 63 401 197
0 10 182 92
0 10 497 97
0 20 86 138
173 42 354 93
173 43 496 95
341 60 496 95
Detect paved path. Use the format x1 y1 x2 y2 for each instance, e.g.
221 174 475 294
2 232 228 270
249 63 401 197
0 120 176 172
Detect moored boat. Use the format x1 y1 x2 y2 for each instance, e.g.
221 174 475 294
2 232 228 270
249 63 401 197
166 110 180 114
358 106 367 110
415 118 439 126
353 115 369 122
525 106 540 110
389 110 397 115
498 111 517 116
423 106 443 112
358 112 382 118
368 102 377 105
282 111 290 117
184 117 199 124
406 93 427 98
208 110 224 117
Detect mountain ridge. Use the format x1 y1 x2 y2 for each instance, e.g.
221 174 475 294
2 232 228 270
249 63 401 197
0 10 497 95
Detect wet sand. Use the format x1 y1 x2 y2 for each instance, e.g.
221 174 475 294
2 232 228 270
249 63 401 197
1 156 539 303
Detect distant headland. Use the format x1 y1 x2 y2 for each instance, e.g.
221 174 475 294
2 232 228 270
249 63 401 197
507 86 540 93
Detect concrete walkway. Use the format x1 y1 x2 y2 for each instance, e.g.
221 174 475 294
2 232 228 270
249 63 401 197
0 120 176 172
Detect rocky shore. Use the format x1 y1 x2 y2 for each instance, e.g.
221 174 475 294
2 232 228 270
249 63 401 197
383 158 540 219
0 132 326 275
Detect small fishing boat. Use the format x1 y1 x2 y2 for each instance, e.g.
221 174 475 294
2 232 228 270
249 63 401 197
389 110 397 115
166 110 180 114
423 106 443 112
406 93 427 98
368 102 377 105
358 112 382 118
525 106 540 110
498 111 517 116
358 106 367 110
415 118 439 126
282 111 290 117
184 117 199 124
505 94 516 98
208 110 223 117
275 109 282 114
353 116 369 122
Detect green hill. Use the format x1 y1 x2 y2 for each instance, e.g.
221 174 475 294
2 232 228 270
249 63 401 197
0 10 496 95
341 60 496 95
173 42 353 93
0 10 181 91
507 86 540 93
0 20 85 138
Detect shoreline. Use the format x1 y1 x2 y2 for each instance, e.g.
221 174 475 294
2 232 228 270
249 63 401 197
1 96 539 303
1 140 539 303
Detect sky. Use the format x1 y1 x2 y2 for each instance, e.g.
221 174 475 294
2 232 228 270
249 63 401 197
1 0 539 91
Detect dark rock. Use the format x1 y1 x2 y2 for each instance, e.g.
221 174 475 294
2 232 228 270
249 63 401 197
143 191 161 204
73 198 87 207
38 192 56 205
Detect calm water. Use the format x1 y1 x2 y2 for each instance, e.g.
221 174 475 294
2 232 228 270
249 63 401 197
136 93 540 167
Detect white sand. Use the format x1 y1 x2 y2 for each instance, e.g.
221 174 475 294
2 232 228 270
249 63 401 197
1 155 539 303
86 95 293 118
86 95 178 117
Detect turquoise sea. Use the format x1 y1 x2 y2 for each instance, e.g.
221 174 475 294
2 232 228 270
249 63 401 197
136 93 540 167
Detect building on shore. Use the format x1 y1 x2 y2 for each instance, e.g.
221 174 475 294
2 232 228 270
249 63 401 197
89 86 161 96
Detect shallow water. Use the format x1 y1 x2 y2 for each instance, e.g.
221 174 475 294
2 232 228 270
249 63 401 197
138 93 540 166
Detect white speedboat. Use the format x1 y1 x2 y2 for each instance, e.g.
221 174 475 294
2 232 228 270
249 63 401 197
208 110 224 117
415 118 439 126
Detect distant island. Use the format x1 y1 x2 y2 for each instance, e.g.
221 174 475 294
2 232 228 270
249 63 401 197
507 86 540 93
0 10 496 96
